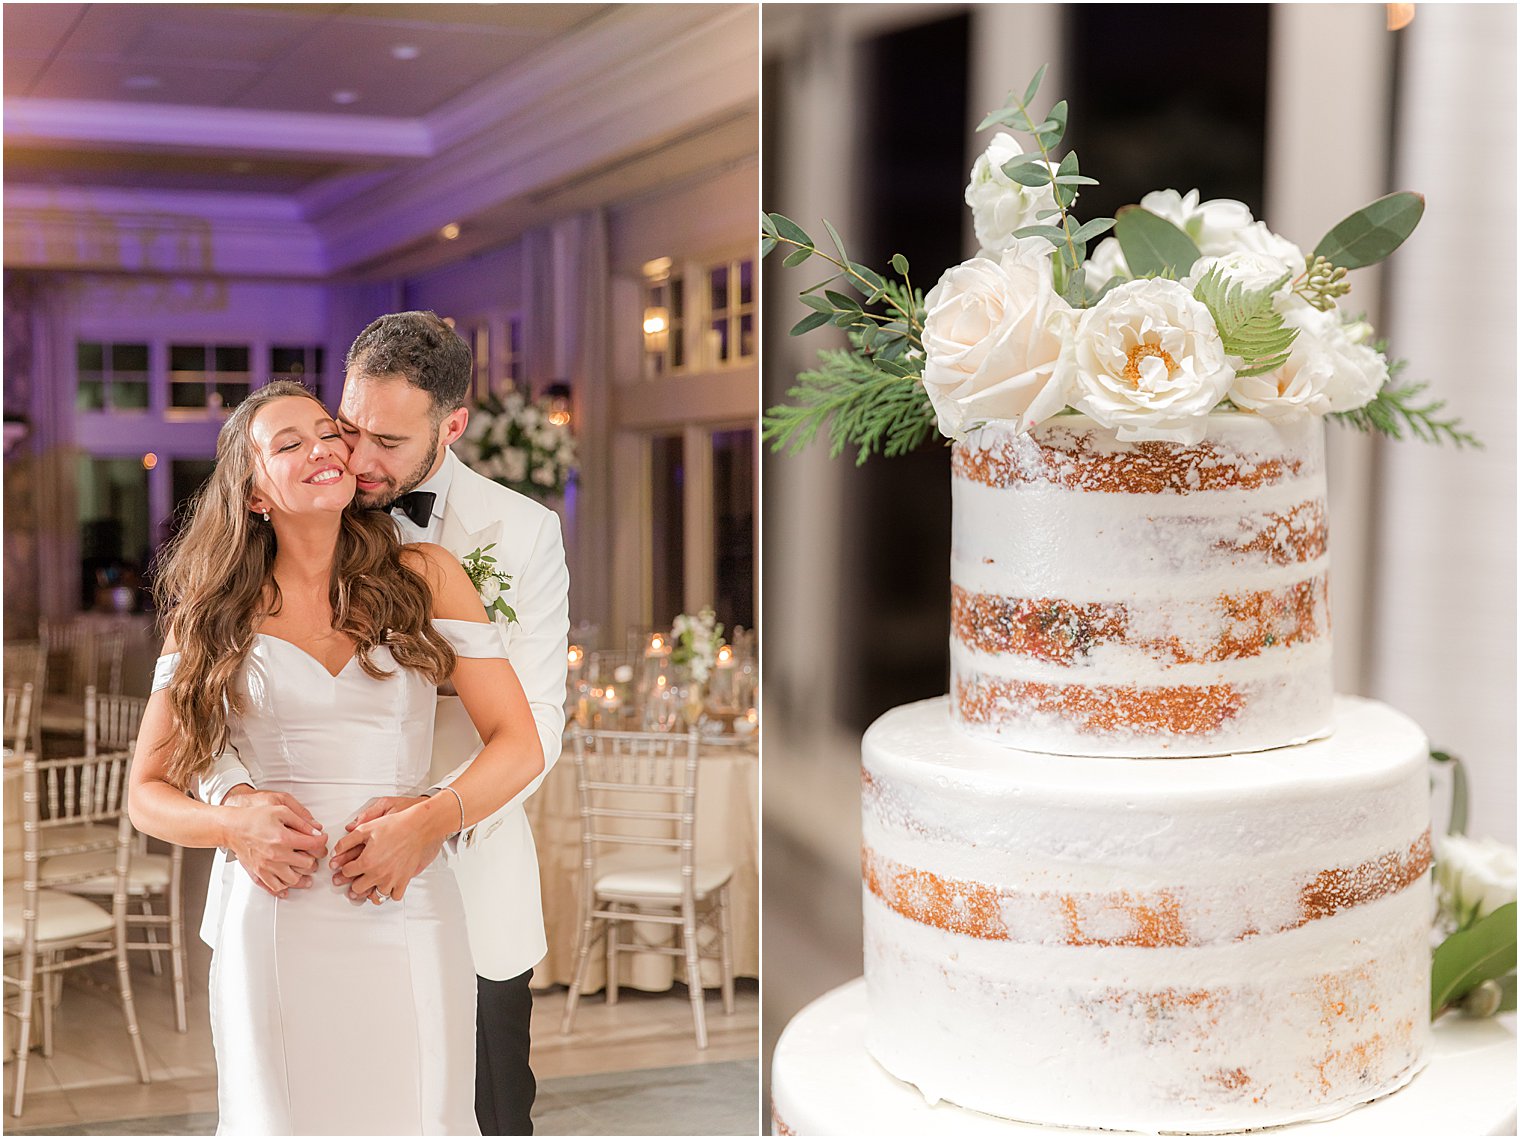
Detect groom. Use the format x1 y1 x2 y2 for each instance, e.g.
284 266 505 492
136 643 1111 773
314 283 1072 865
201 311 569 1135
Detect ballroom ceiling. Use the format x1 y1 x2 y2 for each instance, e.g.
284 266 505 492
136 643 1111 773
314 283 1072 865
2 3 758 277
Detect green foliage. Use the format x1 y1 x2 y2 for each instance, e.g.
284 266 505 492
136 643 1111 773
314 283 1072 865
1430 749 1470 836
1115 206 1202 280
1432 903 1517 1018
1314 191 1425 269
459 544 518 624
1327 370 1481 449
1190 266 1296 377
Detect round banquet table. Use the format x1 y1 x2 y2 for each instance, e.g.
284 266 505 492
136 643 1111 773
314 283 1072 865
527 732 759 993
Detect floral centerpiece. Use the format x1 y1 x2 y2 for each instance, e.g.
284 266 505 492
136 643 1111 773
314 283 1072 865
456 390 577 500
761 64 1475 459
671 606 726 683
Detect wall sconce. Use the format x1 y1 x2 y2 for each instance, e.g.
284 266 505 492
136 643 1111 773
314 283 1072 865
544 381 572 427
643 305 669 351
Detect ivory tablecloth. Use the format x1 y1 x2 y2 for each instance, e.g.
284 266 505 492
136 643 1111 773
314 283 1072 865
526 739 759 993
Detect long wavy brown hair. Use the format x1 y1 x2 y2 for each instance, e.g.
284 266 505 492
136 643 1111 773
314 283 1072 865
152 381 455 789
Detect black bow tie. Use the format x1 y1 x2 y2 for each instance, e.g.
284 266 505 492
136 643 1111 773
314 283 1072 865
391 490 436 528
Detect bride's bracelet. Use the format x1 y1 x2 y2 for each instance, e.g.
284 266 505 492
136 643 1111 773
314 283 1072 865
438 785 466 835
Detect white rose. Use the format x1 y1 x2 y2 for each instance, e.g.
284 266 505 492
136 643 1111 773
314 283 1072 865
1436 835 1517 928
502 448 529 484
1139 188 1256 255
478 578 502 606
921 239 1074 439
1285 305 1389 412
965 133 1063 253
1083 236 1129 291
1058 277 1234 444
1233 221 1306 278
1186 251 1295 297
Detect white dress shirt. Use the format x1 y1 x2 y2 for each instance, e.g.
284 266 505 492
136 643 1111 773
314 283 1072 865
391 450 455 545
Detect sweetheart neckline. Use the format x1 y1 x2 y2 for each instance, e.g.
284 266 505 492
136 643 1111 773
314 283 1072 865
253 632 359 680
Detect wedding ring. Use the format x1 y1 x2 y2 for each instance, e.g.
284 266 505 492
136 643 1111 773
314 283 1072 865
376 890 391 901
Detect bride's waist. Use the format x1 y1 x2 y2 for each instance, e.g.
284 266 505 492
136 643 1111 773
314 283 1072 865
254 780 427 830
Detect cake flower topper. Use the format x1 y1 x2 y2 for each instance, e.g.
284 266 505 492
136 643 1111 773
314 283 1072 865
761 63 1479 460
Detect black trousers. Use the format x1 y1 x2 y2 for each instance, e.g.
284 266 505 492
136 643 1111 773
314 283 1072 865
475 968 536 1135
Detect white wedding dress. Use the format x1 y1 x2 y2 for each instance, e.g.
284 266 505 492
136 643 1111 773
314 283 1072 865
154 619 506 1136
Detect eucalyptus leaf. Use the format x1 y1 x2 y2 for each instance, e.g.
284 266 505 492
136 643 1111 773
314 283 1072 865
1071 217 1116 242
769 213 812 247
1003 159 1055 187
1115 206 1201 278
850 262 886 298
798 294 833 313
978 107 1031 132
761 236 777 257
1431 902 1518 1016
789 310 831 336
1036 99 1067 149
760 212 777 237
1313 192 1424 270
1054 174 1100 186
782 246 813 268
1022 64 1047 109
824 289 861 312
1431 749 1470 835
1013 224 1069 244
823 218 848 261
890 253 910 276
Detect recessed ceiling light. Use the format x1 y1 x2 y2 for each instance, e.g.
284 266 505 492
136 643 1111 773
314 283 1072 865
123 75 161 90
440 223 461 241
331 90 360 105
391 44 420 60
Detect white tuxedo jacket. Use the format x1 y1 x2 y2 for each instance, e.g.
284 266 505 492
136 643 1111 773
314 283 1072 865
198 450 570 981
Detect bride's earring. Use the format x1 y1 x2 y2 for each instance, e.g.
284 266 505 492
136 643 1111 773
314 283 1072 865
260 509 270 522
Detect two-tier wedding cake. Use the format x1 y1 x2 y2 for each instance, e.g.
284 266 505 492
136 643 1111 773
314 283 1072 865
763 68 1456 1136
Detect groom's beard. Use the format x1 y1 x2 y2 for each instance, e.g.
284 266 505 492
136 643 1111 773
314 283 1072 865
352 427 441 512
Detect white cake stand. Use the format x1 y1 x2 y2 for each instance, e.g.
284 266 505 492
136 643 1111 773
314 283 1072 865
770 979 1517 1137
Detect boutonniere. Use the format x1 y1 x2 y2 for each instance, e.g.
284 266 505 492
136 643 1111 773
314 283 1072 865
460 544 518 624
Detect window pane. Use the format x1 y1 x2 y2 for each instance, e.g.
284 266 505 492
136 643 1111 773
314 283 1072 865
738 259 753 307
709 319 729 364
77 342 104 372
711 428 755 629
271 346 306 376
739 312 754 360
76 380 105 411
670 318 684 370
671 277 684 322
109 381 150 411
215 345 250 373
214 380 251 409
709 265 729 314
172 382 207 408
170 459 217 530
77 457 150 613
170 344 205 372
649 434 685 627
111 343 149 372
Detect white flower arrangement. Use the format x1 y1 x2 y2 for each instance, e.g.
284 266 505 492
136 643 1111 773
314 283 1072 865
455 390 577 501
670 607 726 684
1435 834 1517 932
762 64 1477 460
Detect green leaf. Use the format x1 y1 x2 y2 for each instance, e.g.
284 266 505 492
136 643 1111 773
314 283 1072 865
890 253 910 276
760 236 777 257
1071 217 1116 242
1499 973 1517 1014
1022 64 1047 109
849 262 887 299
1053 174 1100 186
782 246 813 268
760 212 777 237
769 213 812 247
824 289 861 312
1431 749 1470 835
789 311 831 336
977 106 1032 132
1013 224 1068 244
823 218 848 261
1432 903 1518 1016
1115 206 1201 278
1002 159 1053 187
1313 192 1425 270
798 294 833 313
1035 99 1067 150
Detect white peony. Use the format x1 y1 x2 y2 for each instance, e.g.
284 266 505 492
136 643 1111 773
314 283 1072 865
965 133 1063 253
1058 277 1234 444
921 239 1074 439
1284 305 1389 412
1436 835 1517 928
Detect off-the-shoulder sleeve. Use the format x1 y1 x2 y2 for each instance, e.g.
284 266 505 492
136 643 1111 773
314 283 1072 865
151 652 180 693
434 618 509 659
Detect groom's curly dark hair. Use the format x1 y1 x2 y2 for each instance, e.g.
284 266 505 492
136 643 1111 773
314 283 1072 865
346 310 473 424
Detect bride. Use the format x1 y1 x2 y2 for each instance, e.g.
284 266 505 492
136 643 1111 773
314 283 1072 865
128 380 543 1135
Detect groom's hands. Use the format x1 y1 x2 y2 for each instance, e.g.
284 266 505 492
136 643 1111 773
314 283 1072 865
220 786 328 898
330 795 453 904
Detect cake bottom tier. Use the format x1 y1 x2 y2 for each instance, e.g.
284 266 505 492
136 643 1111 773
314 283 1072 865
769 979 1517 1136
861 695 1435 1133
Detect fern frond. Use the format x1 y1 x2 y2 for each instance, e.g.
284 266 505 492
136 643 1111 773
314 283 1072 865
1192 267 1297 378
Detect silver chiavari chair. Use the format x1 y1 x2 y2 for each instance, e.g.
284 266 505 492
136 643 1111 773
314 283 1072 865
4 682 35 758
2 748 151 1116
4 642 46 756
560 728 735 1049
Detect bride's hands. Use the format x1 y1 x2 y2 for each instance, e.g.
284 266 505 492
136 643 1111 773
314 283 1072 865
220 788 328 898
329 795 455 904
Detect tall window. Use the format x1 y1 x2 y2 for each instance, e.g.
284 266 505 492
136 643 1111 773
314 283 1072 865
642 258 685 378
649 433 686 625
704 257 755 368
503 314 525 390
270 345 324 393
168 343 251 413
711 427 755 629
75 342 149 412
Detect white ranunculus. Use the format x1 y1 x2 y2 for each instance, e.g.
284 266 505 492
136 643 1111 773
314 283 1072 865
921 239 1074 439
1139 188 1256 256
478 578 502 606
1436 835 1517 928
502 448 529 484
965 133 1063 253
1058 277 1235 444
1284 305 1389 412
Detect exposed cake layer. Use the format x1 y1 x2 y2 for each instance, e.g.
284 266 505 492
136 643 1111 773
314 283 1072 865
950 412 1332 756
861 697 1432 1133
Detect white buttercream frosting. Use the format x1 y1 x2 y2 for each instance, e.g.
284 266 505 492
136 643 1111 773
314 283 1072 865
858 696 1432 1133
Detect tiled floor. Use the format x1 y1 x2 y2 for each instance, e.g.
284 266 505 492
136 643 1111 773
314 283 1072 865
5 846 759 1134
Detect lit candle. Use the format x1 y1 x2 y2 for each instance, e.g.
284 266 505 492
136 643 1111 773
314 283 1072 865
646 633 670 657
715 645 735 669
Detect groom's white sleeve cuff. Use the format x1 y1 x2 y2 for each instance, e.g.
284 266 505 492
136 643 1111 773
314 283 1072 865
198 763 256 806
